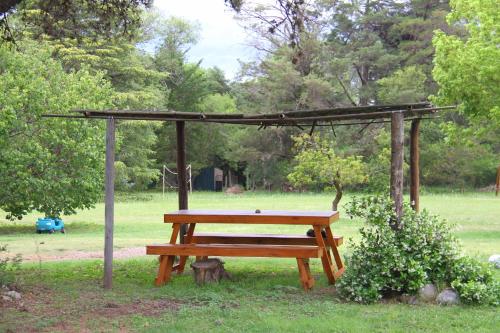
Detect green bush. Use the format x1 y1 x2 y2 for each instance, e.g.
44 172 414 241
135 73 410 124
0 244 21 287
450 257 499 306
338 196 463 303
338 196 499 305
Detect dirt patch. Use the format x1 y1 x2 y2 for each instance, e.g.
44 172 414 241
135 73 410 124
1 284 185 333
99 298 183 317
22 247 146 262
309 284 338 297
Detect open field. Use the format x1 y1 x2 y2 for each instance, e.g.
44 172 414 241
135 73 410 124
1 191 499 332
1 191 499 260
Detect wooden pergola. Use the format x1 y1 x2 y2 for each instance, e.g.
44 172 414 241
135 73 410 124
44 101 453 289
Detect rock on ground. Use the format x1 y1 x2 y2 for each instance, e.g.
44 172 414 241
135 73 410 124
3 290 21 300
436 288 459 306
488 254 500 269
419 284 438 302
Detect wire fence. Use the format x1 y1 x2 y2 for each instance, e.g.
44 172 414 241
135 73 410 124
162 164 192 196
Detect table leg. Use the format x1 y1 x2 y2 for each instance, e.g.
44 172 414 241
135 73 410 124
155 223 180 286
296 258 314 291
324 226 345 278
177 223 196 274
303 259 314 289
155 255 169 286
313 225 335 284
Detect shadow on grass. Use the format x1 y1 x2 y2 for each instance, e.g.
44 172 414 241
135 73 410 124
0 222 102 235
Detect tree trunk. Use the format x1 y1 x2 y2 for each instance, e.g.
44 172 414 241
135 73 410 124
390 112 404 228
332 182 343 211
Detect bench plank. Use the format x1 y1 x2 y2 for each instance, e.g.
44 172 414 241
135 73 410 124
147 244 323 258
192 232 343 246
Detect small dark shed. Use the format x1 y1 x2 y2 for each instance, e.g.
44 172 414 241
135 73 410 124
193 167 223 191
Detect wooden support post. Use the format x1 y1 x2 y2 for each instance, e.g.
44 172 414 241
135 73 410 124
390 112 404 225
496 165 500 197
104 117 115 289
176 121 188 243
410 119 420 212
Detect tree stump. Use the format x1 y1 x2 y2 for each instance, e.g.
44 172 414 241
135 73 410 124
191 258 230 285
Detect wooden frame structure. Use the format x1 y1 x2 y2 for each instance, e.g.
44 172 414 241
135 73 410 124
44 101 452 288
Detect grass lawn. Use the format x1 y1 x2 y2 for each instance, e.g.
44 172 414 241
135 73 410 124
1 191 499 332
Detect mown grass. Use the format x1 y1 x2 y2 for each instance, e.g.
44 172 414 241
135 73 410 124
2 258 500 332
0 191 499 332
1 191 498 259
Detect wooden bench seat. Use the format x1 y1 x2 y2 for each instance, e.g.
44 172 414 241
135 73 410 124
192 232 343 247
146 243 322 290
146 243 323 258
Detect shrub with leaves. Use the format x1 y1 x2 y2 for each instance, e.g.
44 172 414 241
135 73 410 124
338 196 461 303
338 196 499 305
450 257 499 306
0 244 21 287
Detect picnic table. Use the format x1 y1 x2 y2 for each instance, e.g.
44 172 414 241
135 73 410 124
146 210 345 290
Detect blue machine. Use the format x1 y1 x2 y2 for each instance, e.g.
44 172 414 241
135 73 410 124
36 217 65 234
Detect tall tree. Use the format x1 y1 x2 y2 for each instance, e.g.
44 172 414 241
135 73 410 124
433 0 499 125
389 0 453 95
0 42 114 219
153 17 236 176
1 0 152 43
17 5 170 191
321 0 403 105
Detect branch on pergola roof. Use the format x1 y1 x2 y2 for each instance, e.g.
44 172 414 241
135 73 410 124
43 103 455 126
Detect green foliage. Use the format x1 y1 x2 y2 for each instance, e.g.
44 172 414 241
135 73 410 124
288 134 368 191
421 138 497 187
16 4 170 194
0 42 114 219
321 0 403 105
364 130 409 192
339 195 499 305
365 147 391 192
199 94 237 114
450 257 500 306
116 121 160 190
152 18 239 178
1 0 152 43
338 196 461 303
377 66 427 103
288 134 368 209
433 0 500 125
0 244 22 286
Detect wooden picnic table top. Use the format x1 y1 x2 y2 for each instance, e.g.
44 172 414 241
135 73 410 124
164 209 339 225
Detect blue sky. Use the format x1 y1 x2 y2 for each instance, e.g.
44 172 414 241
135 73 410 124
154 0 258 80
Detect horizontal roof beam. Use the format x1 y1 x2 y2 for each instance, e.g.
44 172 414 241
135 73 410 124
42 104 455 125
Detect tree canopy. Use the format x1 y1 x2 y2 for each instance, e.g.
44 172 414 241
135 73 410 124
433 0 499 125
0 42 114 219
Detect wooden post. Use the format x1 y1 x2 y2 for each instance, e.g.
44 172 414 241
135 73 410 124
104 117 115 289
390 112 404 225
176 121 188 243
496 165 500 197
410 119 420 211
